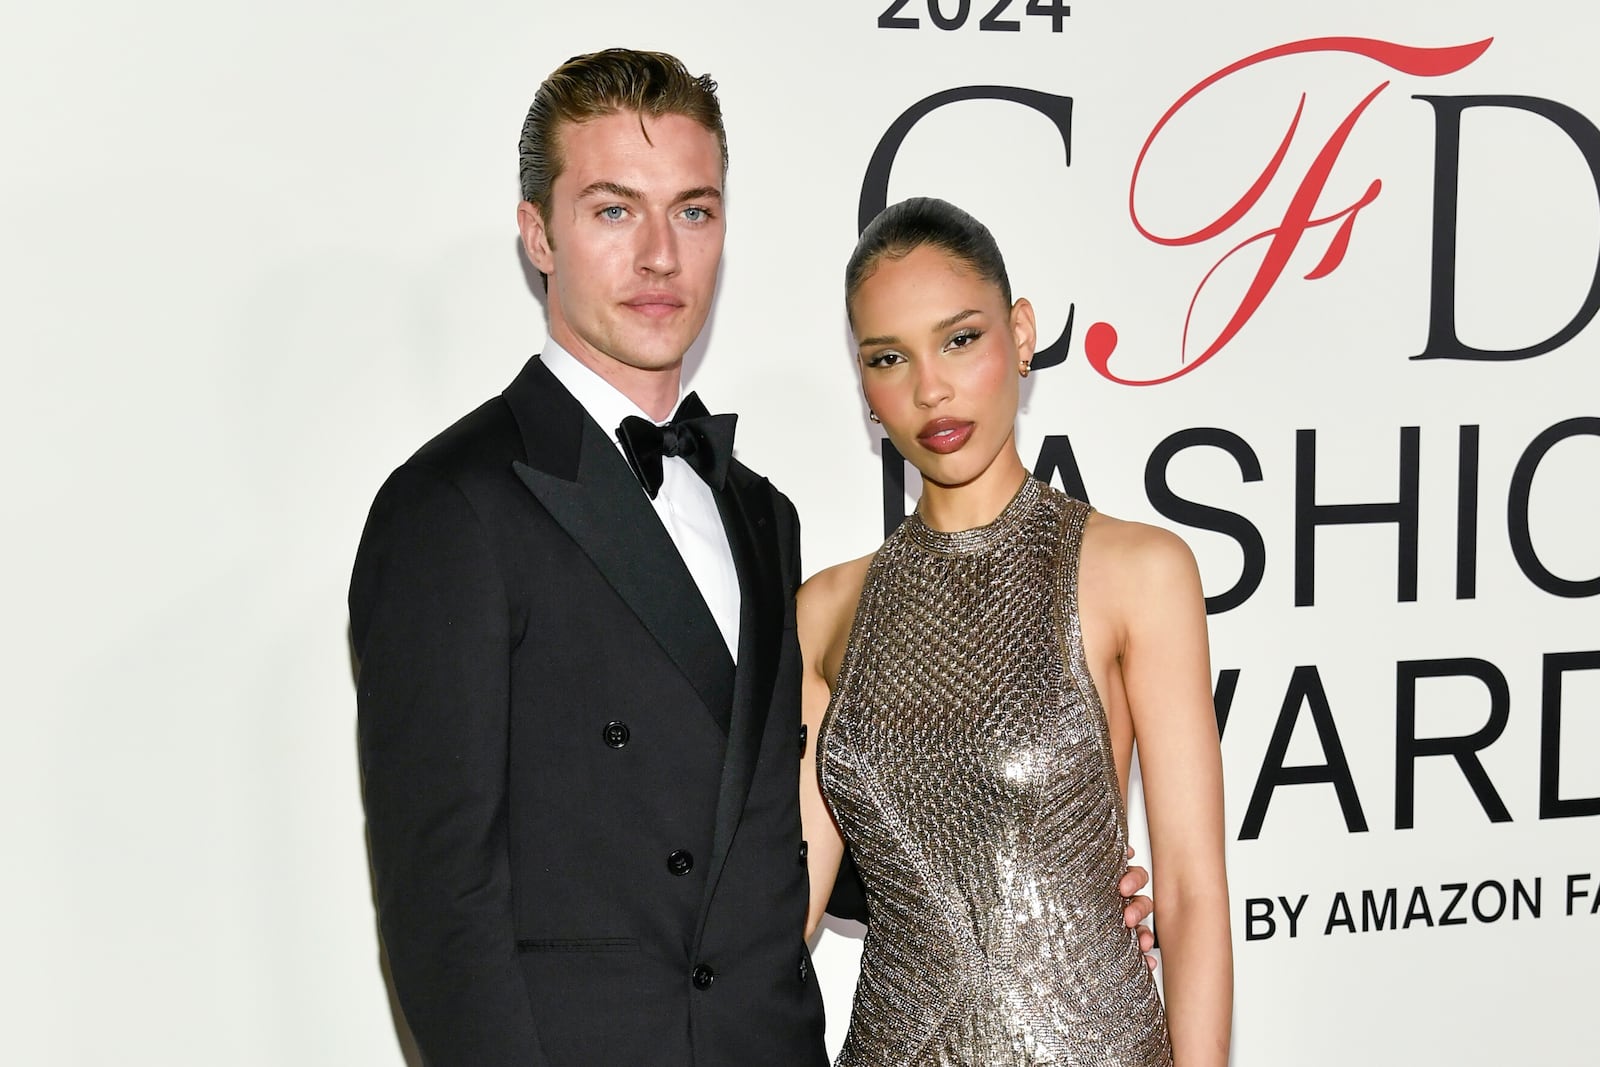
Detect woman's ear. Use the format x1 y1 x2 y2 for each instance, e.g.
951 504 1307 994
1011 297 1038 362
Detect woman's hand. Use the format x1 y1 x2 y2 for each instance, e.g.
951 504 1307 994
1120 847 1158 969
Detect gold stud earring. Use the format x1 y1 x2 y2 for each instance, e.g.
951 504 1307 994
868 410 882 423
1019 361 1032 378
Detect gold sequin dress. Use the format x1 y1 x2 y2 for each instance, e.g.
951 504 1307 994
817 478 1173 1066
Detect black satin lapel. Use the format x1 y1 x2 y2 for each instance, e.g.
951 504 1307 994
699 476 784 907
512 419 734 733
729 478 783 733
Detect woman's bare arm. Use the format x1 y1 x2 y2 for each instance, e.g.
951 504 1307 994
797 555 872 941
1110 522 1232 1066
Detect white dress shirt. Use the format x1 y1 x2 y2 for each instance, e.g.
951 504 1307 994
541 341 741 661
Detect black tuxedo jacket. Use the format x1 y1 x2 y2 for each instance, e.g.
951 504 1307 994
350 356 827 1066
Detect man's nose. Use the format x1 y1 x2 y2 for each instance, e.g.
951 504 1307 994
637 213 680 275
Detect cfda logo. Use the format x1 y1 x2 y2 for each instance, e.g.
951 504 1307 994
857 36 1600 385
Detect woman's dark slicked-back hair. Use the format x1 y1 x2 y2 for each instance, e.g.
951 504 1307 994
845 197 1012 319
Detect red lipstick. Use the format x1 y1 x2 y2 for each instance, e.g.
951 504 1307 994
916 418 974 454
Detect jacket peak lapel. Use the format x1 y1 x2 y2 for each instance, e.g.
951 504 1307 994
696 471 785 927
506 360 736 732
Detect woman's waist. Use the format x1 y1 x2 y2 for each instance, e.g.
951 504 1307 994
861 875 1137 957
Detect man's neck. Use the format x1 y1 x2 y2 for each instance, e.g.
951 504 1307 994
553 330 683 422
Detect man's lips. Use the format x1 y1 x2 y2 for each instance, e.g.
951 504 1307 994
916 418 975 454
623 292 685 319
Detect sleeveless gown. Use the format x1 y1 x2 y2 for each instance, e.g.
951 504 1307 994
817 478 1173 1066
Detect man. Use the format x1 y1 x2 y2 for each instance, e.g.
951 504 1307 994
350 48 1152 1067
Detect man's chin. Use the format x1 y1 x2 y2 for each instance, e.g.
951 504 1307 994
569 334 691 375
620 349 691 373
609 335 696 373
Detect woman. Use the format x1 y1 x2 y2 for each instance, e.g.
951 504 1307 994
798 198 1232 1066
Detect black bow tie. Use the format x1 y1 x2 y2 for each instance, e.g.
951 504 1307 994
616 392 737 500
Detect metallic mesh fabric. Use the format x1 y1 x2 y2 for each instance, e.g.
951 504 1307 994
818 478 1172 1066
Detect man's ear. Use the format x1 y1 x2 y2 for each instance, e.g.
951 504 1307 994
517 200 555 275
1011 297 1038 362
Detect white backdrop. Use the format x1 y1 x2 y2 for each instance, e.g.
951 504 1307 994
3 1 1595 1064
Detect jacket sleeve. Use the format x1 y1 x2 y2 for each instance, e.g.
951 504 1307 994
825 846 870 923
349 462 549 1066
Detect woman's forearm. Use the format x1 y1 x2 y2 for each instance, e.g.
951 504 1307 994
1155 885 1233 1067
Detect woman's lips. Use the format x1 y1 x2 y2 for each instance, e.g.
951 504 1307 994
916 418 975 454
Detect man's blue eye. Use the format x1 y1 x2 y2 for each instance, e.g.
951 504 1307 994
601 206 625 220
684 207 706 221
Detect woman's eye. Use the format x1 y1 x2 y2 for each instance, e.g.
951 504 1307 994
948 329 982 350
865 351 904 368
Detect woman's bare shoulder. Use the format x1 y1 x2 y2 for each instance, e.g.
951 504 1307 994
1081 509 1201 595
796 552 876 684
797 552 876 631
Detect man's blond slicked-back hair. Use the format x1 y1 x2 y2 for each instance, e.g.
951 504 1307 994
519 48 728 226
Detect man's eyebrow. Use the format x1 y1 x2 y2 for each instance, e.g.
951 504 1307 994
574 182 722 204
859 309 982 349
576 180 644 201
